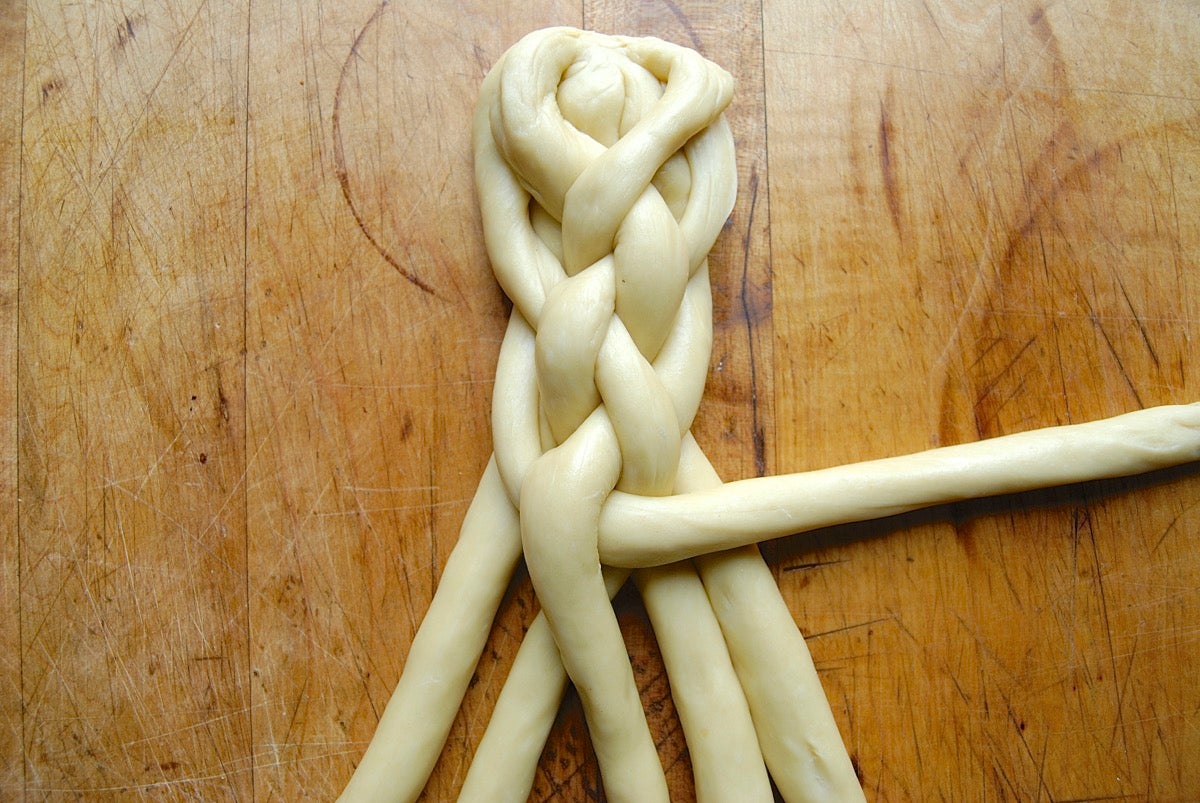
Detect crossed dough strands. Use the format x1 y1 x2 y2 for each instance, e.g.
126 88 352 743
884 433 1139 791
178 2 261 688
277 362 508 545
473 27 849 801
338 27 1200 803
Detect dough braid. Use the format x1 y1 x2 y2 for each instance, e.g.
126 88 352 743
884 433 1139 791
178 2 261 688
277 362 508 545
339 26 1199 803
479 28 735 800
339 27 873 803
470 27 868 802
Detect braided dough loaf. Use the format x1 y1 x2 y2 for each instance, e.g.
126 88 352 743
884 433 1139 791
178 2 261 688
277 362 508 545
337 26 1200 803
480 28 792 801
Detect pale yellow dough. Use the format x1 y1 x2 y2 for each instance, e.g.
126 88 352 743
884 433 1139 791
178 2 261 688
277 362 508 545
337 26 1200 803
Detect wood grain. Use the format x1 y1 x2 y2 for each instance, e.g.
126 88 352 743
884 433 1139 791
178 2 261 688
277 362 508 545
1 1 25 793
9 1 1199 800
16 1 250 797
765 4 1199 799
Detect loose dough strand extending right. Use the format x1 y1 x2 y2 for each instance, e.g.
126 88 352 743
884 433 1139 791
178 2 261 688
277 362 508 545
338 27 1200 803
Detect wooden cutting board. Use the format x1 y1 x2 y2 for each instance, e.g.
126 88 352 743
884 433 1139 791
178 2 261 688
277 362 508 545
5 1 1198 799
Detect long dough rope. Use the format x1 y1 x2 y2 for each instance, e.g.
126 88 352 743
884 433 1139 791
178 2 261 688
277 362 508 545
338 27 1200 803
599 404 1200 567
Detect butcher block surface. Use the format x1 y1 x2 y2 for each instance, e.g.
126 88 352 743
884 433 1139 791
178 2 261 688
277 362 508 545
5 1 1199 799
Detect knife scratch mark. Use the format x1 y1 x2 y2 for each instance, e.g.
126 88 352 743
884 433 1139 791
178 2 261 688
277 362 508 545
878 89 903 236
331 1 439 297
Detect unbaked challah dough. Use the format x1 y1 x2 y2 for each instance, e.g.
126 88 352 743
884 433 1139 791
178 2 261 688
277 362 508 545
337 27 1200 803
